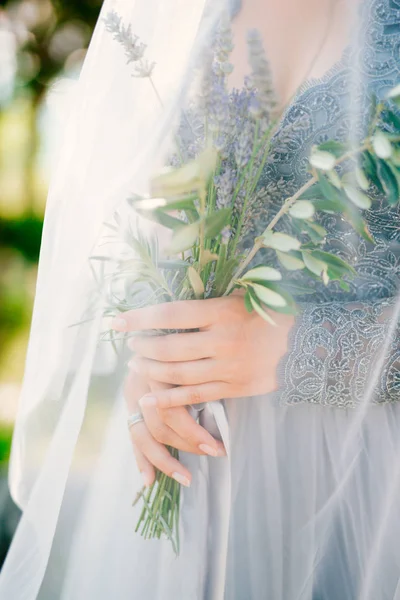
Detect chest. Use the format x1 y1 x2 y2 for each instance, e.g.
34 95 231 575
228 0 355 108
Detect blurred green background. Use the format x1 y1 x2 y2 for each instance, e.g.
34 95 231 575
0 0 102 568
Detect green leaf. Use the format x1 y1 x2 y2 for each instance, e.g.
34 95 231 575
281 282 316 295
150 146 218 197
250 283 287 307
244 291 254 313
318 172 343 203
168 222 200 254
242 266 282 282
343 202 374 243
262 231 301 251
343 184 372 209
309 149 336 171
301 252 327 276
317 140 347 158
248 289 277 325
308 222 328 238
276 250 305 270
311 250 357 275
187 266 205 298
372 131 393 159
362 151 385 194
381 108 400 132
138 209 185 230
254 281 299 315
327 169 342 189
295 220 327 243
312 197 344 213
355 167 370 191
299 182 323 200
387 84 400 101
204 208 232 239
289 200 315 219
377 158 399 206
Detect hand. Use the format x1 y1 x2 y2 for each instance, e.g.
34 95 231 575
124 371 226 488
113 294 294 410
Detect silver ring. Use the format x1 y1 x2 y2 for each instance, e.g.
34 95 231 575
127 412 144 429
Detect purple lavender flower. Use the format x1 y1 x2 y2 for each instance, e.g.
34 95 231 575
104 11 155 78
247 29 278 119
234 121 254 169
215 168 236 208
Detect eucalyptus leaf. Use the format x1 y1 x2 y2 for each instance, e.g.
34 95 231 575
355 167 370 191
362 151 385 194
151 146 218 197
382 108 400 132
317 140 347 157
276 250 305 270
289 200 315 219
377 158 400 206
327 169 342 189
250 283 287 307
387 84 400 101
343 184 372 209
248 290 277 325
262 231 301 252
168 222 200 254
310 149 336 171
242 266 282 282
318 172 343 203
301 252 327 276
311 250 356 275
372 131 393 159
244 291 254 313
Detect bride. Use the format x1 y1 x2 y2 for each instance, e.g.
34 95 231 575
1 0 400 598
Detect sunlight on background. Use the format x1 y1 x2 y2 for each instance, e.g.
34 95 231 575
0 0 102 566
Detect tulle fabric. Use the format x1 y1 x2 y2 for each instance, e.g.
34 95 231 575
1 0 400 599
21 381 400 600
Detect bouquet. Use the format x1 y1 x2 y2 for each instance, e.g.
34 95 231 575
99 11 400 553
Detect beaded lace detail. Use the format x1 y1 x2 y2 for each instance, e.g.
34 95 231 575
244 0 400 406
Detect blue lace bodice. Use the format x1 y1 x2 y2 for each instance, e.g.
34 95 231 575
235 0 400 407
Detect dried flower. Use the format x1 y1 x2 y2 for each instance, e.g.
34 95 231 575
104 10 155 78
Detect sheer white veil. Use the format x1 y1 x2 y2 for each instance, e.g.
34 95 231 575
1 0 400 599
0 1 228 597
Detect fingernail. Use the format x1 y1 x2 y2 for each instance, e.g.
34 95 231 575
140 395 157 408
128 360 139 372
217 446 227 457
112 316 127 330
172 472 191 487
199 443 218 457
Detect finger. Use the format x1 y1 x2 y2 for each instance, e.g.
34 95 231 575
111 299 219 332
140 381 229 410
144 379 212 455
140 402 199 454
128 331 214 362
131 441 156 487
130 357 220 386
159 405 226 457
130 421 192 486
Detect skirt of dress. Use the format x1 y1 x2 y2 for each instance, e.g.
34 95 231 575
34 393 400 600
